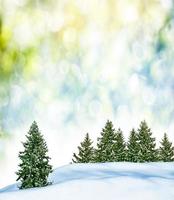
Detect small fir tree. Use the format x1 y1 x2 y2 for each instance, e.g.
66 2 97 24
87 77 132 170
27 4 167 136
158 133 174 162
113 128 126 161
137 120 157 162
126 129 140 162
72 133 94 163
95 120 116 162
16 121 53 189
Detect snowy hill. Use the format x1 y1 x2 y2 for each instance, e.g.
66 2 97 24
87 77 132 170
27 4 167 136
0 162 174 200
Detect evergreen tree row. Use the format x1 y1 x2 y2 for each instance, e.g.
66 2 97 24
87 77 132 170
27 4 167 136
72 120 174 163
16 120 174 190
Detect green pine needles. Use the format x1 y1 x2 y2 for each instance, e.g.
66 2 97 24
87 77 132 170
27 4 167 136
158 133 174 161
95 120 116 162
72 133 94 163
16 121 53 189
15 119 174 190
126 129 139 162
113 128 126 162
137 121 157 162
72 120 174 163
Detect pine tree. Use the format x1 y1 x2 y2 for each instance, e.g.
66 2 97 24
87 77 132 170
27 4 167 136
113 128 126 161
72 133 94 163
126 128 140 162
158 133 174 162
95 120 116 162
137 120 157 162
16 121 53 189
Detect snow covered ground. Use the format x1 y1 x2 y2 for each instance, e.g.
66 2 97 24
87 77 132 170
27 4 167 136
0 162 174 200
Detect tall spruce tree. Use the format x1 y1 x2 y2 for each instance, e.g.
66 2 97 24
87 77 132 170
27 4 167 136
137 121 157 162
72 133 94 163
113 128 126 161
95 120 116 162
158 133 174 162
126 129 140 162
16 121 52 189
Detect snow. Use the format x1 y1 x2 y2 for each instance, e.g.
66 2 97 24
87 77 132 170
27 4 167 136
0 162 174 200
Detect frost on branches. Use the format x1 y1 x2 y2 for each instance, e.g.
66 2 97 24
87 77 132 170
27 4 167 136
16 121 53 189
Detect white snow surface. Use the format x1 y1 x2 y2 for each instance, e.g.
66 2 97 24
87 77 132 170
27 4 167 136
0 162 174 200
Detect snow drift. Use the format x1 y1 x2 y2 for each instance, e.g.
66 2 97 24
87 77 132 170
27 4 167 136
0 162 174 200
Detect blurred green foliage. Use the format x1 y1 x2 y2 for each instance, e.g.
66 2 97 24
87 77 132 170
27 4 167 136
0 0 174 136
0 15 36 82
0 11 37 134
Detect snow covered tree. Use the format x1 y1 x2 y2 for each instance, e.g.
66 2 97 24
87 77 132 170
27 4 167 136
72 133 94 163
16 121 53 189
126 129 140 162
113 128 126 161
137 121 157 162
95 120 116 162
158 133 174 162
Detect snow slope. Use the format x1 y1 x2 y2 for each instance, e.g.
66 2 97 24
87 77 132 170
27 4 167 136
0 162 174 200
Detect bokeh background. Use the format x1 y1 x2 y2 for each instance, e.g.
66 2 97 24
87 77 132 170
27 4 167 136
1 0 174 187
